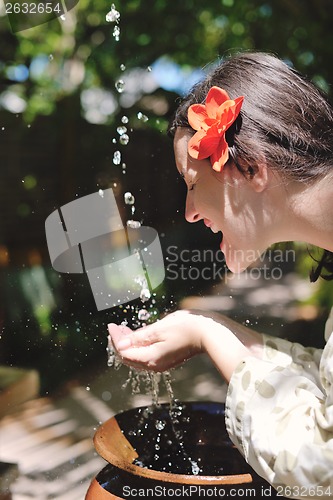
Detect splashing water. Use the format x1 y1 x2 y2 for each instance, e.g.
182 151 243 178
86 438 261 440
119 134 129 145
113 26 121 41
137 111 149 122
117 126 127 136
155 419 166 431
124 191 135 205
138 308 150 321
115 79 125 93
106 333 122 369
113 150 121 165
104 3 199 475
140 288 151 302
106 4 120 23
126 220 141 229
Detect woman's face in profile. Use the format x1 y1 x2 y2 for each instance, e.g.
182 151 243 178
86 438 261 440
173 127 277 272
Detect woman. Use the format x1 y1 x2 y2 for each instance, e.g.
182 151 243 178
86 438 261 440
108 52 333 495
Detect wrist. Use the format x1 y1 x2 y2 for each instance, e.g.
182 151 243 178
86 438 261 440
198 317 250 383
191 314 222 354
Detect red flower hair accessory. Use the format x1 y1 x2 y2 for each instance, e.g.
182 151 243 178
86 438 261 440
187 86 244 172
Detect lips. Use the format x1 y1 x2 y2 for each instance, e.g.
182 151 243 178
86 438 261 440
204 219 219 234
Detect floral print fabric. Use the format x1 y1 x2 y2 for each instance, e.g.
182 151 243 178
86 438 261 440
225 308 333 498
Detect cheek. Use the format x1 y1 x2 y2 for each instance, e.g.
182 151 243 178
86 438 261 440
200 185 225 219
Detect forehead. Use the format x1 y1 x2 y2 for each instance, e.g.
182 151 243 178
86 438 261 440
173 128 193 174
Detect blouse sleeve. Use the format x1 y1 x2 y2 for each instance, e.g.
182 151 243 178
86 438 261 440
225 308 333 498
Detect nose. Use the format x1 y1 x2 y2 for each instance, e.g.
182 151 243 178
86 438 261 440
185 191 200 223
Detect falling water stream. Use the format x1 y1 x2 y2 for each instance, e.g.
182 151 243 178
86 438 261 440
104 3 202 475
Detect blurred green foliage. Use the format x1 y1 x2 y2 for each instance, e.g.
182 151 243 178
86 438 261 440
1 0 333 121
1 0 333 389
295 244 333 312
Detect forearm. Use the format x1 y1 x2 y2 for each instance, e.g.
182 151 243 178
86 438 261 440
109 310 265 375
196 313 263 383
204 312 264 356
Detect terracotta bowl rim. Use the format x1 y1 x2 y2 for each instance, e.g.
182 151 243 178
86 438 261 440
93 401 254 486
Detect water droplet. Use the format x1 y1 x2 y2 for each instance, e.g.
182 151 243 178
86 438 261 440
121 115 129 124
140 288 151 302
137 111 149 122
1 127 4 131
113 150 121 165
138 309 150 321
115 79 125 93
127 219 141 229
147 66 152 72
98 189 104 198
124 192 135 205
117 125 127 135
120 64 126 71
106 4 120 23
155 419 166 430
86 386 91 391
191 460 201 475
49 54 54 61
119 134 129 145
113 25 120 41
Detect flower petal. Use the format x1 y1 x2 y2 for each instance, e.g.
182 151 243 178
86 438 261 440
188 130 206 159
216 96 244 131
206 87 230 118
188 104 208 131
187 87 244 172
196 132 221 160
188 129 221 160
211 137 229 172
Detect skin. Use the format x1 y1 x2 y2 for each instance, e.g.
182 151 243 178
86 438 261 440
108 127 333 383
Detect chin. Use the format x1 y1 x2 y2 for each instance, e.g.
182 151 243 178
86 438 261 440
225 259 249 274
223 244 266 274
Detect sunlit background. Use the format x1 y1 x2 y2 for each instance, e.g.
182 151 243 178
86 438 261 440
1 0 333 498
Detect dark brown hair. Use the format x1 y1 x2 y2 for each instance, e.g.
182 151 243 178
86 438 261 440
170 51 333 281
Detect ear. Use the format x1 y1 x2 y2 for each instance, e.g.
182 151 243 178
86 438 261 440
247 161 269 193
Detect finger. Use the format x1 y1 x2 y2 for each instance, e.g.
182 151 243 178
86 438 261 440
116 345 162 371
107 323 133 350
119 326 161 350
